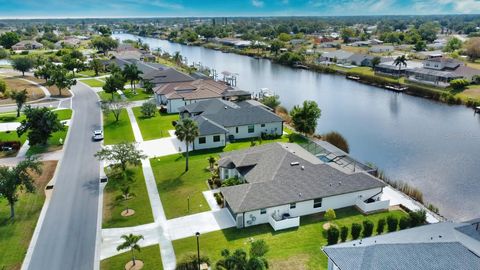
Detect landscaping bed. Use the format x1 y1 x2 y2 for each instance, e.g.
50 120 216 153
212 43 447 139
132 108 178 141
103 109 135 145
0 161 57 270
172 207 408 270
102 166 154 228
100 244 163 270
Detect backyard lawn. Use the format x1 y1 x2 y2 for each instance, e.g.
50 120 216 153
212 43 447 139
150 134 305 219
102 166 154 228
81 78 105 88
0 161 57 270
100 244 163 270
123 88 154 101
173 208 408 270
103 109 135 145
132 108 178 141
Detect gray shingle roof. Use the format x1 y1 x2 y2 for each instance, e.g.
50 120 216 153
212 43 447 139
201 105 283 127
219 143 385 213
193 115 228 136
178 99 239 115
144 68 194 85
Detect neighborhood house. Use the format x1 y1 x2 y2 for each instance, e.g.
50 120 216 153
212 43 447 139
11 40 44 50
218 143 389 230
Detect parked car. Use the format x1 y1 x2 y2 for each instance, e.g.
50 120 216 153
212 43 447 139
92 130 104 141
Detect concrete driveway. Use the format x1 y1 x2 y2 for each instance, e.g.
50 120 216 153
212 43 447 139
138 130 186 158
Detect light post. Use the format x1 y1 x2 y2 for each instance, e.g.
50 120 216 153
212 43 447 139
195 232 201 270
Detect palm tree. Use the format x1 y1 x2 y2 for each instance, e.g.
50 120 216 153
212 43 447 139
174 118 199 172
123 64 143 94
393 55 407 80
172 51 183 65
115 186 135 214
116 234 144 267
0 157 42 219
207 156 216 171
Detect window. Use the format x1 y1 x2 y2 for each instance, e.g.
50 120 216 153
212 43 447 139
260 208 267 214
290 203 296 209
248 125 255 133
235 127 239 133
213 135 220 142
313 198 322 208
199 137 206 144
261 124 265 127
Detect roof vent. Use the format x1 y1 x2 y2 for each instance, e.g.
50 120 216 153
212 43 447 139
301 166 305 170
298 192 302 197
224 106 228 109
338 181 342 185
290 162 300 166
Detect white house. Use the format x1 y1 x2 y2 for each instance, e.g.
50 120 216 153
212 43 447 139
219 143 389 230
179 99 284 150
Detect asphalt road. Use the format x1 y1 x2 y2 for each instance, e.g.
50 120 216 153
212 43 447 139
27 83 102 270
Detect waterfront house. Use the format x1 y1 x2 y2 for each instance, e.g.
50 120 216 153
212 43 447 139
155 79 251 113
323 219 480 270
346 54 392 67
54 38 81 49
219 142 389 230
179 99 283 149
11 40 44 51
369 45 394 53
374 60 423 77
318 50 354 65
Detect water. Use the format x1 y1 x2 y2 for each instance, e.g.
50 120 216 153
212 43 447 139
114 33 480 221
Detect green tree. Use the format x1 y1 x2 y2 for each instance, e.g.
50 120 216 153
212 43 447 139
362 220 374 237
322 131 349 153
175 118 199 172
123 64 143 93
102 72 125 100
465 38 480 61
450 79 469 91
216 240 269 270
34 62 55 83
9 89 28 117
91 36 118 55
172 51 183 65
414 40 427 52
324 208 336 223
341 28 356 43
326 226 340 245
351 223 361 240
140 101 156 118
207 156 216 171
376 218 386 235
409 210 427 227
11 57 34 77
250 239 269 258
418 22 439 43
62 54 83 77
115 186 135 215
270 40 284 55
47 66 76 96
0 32 20 49
393 55 408 78
260 95 281 110
399 216 411 230
0 157 42 219
101 98 129 122
340 226 348 242
278 33 291 42
0 48 9 59
95 142 146 172
89 57 104 76
371 56 381 69
142 79 154 94
0 79 6 93
387 215 398 232
444 37 463 52
17 106 65 146
116 234 144 267
290 100 321 136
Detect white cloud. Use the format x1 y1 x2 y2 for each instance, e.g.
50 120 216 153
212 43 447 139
252 0 265 7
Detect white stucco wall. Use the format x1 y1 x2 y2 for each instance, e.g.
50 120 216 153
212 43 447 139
226 122 283 140
241 187 383 227
194 133 226 150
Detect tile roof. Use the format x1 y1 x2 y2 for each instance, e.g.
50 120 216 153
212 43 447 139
155 79 233 100
219 143 385 213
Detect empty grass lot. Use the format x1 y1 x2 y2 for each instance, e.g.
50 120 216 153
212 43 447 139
132 108 178 141
173 208 408 270
103 109 135 145
102 166 154 228
100 244 163 270
0 161 57 270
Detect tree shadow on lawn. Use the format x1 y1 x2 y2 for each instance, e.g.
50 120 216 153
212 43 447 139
156 177 185 193
220 223 301 243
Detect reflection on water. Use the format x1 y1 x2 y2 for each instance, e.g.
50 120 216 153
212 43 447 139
114 34 480 221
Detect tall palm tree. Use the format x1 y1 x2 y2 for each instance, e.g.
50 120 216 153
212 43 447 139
116 234 144 267
175 118 199 172
393 55 407 80
123 64 143 94
172 51 183 65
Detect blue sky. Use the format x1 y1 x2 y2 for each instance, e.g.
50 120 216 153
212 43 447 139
0 0 479 18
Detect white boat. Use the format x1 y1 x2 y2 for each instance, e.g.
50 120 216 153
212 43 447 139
258 88 274 99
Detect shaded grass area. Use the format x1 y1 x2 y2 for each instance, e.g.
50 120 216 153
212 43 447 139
100 244 163 270
54 109 73 121
132 108 178 141
77 70 109 77
0 109 71 123
103 109 135 145
123 88 154 101
173 208 408 270
81 78 105 88
0 161 57 270
26 128 68 155
150 134 303 219
102 166 154 228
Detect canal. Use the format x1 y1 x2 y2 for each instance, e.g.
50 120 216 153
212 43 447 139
114 33 480 221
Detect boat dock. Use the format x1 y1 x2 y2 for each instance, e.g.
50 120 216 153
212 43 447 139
475 106 480 114
385 85 408 92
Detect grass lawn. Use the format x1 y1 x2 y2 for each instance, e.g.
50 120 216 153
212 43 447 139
102 166 154 228
81 78 105 88
53 109 73 121
0 161 57 270
26 128 68 155
0 131 28 158
77 70 109 77
100 244 163 270
103 109 135 145
123 88 154 102
150 134 305 219
173 208 408 270
0 112 25 123
132 108 178 140
455 84 480 102
97 91 120 101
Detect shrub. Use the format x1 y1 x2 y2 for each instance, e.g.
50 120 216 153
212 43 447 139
362 220 374 238
324 208 336 222
0 79 6 93
340 226 348 242
399 216 411 230
175 253 210 270
326 226 340 245
351 223 362 240
376 218 386 235
387 215 398 232
250 239 269 257
171 120 178 127
409 210 427 227
214 193 223 206
322 131 349 153
221 177 242 187
450 79 469 91
140 101 156 118
159 107 167 113
261 132 281 140
213 178 222 188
